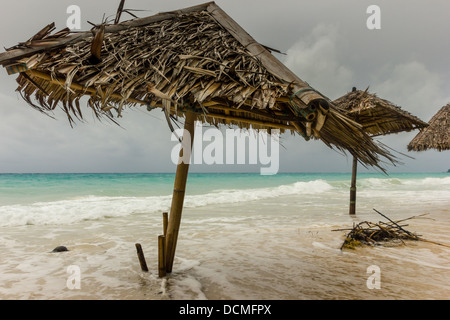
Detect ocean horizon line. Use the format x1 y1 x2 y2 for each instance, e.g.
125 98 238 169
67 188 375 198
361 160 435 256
0 171 448 175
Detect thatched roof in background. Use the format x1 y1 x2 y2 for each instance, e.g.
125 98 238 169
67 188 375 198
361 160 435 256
333 88 428 137
0 2 395 168
408 104 450 152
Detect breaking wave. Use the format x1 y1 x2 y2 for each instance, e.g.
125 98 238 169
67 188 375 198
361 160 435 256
0 180 333 227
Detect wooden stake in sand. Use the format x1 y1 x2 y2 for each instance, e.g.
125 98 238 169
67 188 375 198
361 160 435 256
158 235 166 278
135 243 149 272
162 212 168 237
158 212 168 277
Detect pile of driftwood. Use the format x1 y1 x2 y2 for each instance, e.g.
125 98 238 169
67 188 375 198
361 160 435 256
335 209 448 250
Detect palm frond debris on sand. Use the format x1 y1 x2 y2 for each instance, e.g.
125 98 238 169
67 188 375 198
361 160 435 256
333 209 449 250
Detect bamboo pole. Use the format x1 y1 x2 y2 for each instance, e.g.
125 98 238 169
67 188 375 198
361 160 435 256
204 102 289 118
135 243 149 272
349 155 357 215
200 111 295 131
158 235 166 277
27 70 297 132
27 70 148 105
165 110 196 273
162 212 168 237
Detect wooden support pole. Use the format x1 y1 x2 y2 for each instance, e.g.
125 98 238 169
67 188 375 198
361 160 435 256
158 235 166 278
349 155 358 215
165 110 196 273
135 243 149 272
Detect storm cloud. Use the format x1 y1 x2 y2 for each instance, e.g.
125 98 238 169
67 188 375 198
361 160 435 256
0 0 448 173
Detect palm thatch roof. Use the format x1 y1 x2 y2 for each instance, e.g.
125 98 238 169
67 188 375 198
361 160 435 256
0 1 394 168
333 88 428 137
408 103 450 151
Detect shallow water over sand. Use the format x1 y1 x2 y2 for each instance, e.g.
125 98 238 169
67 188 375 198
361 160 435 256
0 173 449 299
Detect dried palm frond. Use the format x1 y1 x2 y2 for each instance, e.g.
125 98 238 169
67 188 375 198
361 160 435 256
408 104 450 151
0 2 396 169
333 88 428 137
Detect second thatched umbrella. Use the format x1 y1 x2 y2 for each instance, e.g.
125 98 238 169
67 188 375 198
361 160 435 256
407 103 450 152
333 88 428 215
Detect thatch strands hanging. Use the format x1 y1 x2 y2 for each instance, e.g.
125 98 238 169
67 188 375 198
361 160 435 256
0 1 394 169
333 88 429 136
408 104 450 152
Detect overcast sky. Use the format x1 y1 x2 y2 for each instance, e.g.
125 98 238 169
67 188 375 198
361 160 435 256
0 0 449 173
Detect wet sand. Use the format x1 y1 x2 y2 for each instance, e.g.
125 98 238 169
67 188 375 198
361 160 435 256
1 196 449 300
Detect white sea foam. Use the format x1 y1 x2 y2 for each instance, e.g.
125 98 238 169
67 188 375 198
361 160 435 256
356 176 450 205
359 176 450 189
1 174 449 300
184 179 332 207
0 180 333 227
402 176 450 186
1 176 448 227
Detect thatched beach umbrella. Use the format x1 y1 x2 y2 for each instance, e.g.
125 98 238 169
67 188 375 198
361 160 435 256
0 2 394 274
333 88 428 215
408 104 450 152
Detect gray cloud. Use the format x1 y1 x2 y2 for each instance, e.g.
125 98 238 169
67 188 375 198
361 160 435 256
284 24 355 100
0 1 449 173
370 61 450 120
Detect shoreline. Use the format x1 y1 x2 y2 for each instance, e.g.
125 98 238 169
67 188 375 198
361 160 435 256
0 201 448 300
0 173 449 300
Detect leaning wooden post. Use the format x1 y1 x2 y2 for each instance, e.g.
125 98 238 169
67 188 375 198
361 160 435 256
349 155 358 215
165 110 196 273
135 243 149 272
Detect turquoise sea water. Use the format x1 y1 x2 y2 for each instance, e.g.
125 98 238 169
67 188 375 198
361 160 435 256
0 171 449 299
0 172 448 226
0 171 447 206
